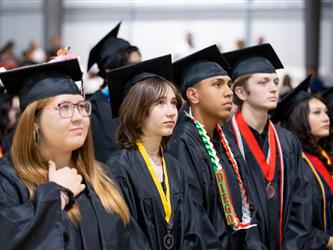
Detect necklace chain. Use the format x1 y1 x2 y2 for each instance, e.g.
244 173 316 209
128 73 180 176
148 153 161 166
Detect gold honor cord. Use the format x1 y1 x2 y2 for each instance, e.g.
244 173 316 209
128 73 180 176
137 142 172 222
321 148 332 165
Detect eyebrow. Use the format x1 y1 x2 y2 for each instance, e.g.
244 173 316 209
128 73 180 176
261 77 278 81
57 100 85 105
310 107 326 111
212 78 226 84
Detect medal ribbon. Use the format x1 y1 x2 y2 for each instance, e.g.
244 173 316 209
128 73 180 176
137 142 172 222
231 113 284 248
304 150 333 195
235 111 276 182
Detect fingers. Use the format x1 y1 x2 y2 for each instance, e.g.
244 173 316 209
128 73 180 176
71 168 78 175
80 184 86 192
77 174 83 183
47 162 85 196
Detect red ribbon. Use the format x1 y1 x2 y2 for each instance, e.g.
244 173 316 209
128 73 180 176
233 111 284 248
305 151 333 195
235 111 277 182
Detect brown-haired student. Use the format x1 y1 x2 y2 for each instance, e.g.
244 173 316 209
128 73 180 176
106 55 221 249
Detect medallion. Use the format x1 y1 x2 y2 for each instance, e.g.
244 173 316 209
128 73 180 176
266 182 275 200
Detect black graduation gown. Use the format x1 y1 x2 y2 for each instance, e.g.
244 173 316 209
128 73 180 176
1 128 14 154
90 90 120 163
223 121 312 250
166 115 266 250
0 155 150 250
106 149 222 250
302 155 332 250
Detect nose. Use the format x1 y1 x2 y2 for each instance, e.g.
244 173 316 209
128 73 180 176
71 106 83 121
322 112 330 123
166 104 177 118
269 81 278 92
224 84 233 98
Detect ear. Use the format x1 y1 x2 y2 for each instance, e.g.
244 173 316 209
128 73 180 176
34 116 40 131
186 87 200 104
234 85 248 102
34 122 39 131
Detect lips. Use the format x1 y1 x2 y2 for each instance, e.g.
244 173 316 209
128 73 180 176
164 121 175 124
321 124 330 129
70 127 83 132
223 101 233 109
163 121 176 127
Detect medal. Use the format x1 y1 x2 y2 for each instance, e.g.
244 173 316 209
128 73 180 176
163 230 174 249
232 113 285 247
266 182 275 200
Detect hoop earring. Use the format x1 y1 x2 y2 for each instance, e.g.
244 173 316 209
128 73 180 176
33 130 40 143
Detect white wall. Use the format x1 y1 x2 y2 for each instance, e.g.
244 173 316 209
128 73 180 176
0 0 44 56
0 1 332 87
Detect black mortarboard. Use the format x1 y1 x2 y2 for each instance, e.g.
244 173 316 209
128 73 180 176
270 75 311 123
0 87 9 103
173 45 230 97
87 22 130 71
223 43 284 81
0 58 83 111
322 87 333 99
322 86 333 109
107 54 172 118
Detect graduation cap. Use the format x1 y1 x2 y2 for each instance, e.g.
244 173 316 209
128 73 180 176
107 54 172 118
270 75 311 123
322 86 333 109
322 86 333 100
0 58 83 111
223 43 284 81
0 86 5 95
173 45 230 97
87 22 130 72
0 87 9 103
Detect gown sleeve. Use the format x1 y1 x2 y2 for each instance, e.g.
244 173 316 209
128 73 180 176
282 135 313 250
126 216 152 250
178 164 223 250
0 162 64 250
98 160 151 250
302 158 330 250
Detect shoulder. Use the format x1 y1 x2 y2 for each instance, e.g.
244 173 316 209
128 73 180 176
300 156 315 179
164 153 183 174
0 155 28 198
105 148 139 176
163 152 187 188
0 155 17 179
274 125 301 152
222 121 236 139
89 90 103 103
169 118 201 148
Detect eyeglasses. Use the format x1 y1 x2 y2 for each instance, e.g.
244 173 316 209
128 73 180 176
55 101 92 119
